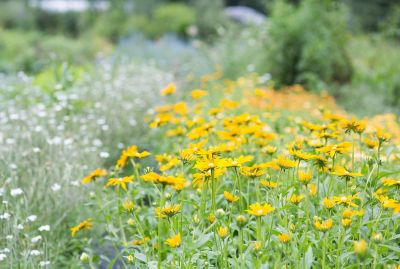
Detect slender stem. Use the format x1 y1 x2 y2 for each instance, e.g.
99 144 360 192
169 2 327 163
211 169 216 212
256 217 262 242
157 186 165 269
235 168 244 212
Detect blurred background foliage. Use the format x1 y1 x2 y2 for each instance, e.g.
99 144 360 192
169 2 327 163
0 0 400 115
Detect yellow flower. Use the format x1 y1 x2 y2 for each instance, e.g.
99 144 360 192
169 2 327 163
289 194 304 204
253 241 262 251
290 150 317 161
240 164 266 177
132 236 150 245
247 202 275 217
260 180 278 189
70 219 92 237
331 166 363 180
126 255 134 263
381 178 400 187
322 197 336 209
317 142 352 158
342 208 364 218
191 89 208 99
208 213 216 223
276 156 297 170
342 218 352 227
160 83 176 96
375 128 391 143
333 194 361 207
278 233 291 243
125 145 151 158
354 240 367 255
123 201 134 212
217 226 229 238
298 169 312 183
371 233 383 242
341 118 366 134
81 168 107 184
262 145 277 155
165 233 181 248
127 218 135 226
155 204 181 218
226 155 253 168
194 156 229 172
314 218 332 232
308 183 317 196
105 176 134 190
364 137 378 149
223 191 240 203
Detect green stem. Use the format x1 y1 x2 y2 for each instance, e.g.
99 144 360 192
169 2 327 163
157 187 165 269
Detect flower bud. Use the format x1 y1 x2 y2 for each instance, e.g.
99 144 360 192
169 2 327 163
236 215 247 227
80 252 90 263
216 208 225 217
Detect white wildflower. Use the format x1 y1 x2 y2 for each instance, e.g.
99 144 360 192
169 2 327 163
10 188 23 197
51 184 61 192
31 236 42 243
38 225 50 232
26 215 37 222
30 250 41 256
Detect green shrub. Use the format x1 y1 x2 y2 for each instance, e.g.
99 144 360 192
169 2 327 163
266 0 352 90
191 0 228 40
0 28 109 73
149 3 196 38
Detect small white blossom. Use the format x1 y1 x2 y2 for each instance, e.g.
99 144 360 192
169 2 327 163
70 180 79 186
38 225 50 232
6 235 13 240
99 151 109 158
10 188 23 197
51 184 61 192
39 261 51 267
17 224 24 230
0 253 6 261
0 212 11 220
30 250 41 256
26 215 37 222
31 235 42 243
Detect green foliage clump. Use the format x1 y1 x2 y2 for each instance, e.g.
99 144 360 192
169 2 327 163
192 0 228 40
149 3 196 38
0 28 110 73
266 0 353 90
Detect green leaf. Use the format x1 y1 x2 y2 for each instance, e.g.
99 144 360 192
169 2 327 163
304 246 314 269
135 252 147 262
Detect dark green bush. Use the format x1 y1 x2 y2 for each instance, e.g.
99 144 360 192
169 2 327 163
148 3 196 38
266 0 353 90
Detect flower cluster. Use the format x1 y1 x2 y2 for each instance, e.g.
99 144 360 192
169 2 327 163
75 74 400 268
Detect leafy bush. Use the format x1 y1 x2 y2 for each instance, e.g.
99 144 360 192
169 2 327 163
265 0 353 90
191 0 228 40
0 28 111 73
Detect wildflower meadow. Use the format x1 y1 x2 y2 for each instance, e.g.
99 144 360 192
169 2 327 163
72 75 400 268
1 0 400 268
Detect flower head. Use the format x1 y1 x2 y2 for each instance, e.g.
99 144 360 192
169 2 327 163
71 219 92 237
165 233 181 248
223 191 240 203
313 218 332 232
217 226 229 238
278 233 291 243
247 202 275 217
105 176 134 190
